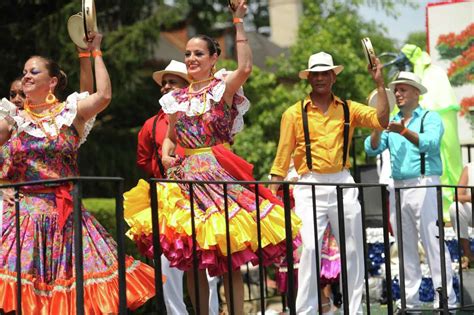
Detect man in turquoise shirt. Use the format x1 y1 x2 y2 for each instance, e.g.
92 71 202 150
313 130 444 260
365 71 456 312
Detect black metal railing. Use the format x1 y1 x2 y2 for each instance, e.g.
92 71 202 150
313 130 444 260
2 177 474 314
394 184 474 314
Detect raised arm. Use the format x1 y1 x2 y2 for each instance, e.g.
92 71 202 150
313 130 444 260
78 46 94 94
223 0 252 105
369 58 389 128
74 32 112 135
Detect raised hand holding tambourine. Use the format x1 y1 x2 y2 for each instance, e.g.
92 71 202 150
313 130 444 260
228 0 247 15
361 37 377 71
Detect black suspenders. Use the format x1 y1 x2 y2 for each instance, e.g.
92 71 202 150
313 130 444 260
419 111 429 176
152 115 167 178
301 99 350 171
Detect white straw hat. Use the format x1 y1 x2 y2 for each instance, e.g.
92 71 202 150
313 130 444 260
152 60 190 86
299 52 344 79
388 71 428 94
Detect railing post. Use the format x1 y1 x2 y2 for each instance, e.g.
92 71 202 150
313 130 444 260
115 179 127 314
223 183 235 315
436 186 448 313
72 181 84 315
150 179 165 313
310 184 322 315
282 183 295 315
190 183 202 315
395 187 406 314
336 186 349 315
14 187 22 315
254 184 265 315
359 186 371 314
381 185 393 314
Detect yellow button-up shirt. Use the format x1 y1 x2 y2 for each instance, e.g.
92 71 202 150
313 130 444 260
270 95 383 177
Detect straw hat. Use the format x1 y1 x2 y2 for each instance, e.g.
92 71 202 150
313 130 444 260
388 71 428 94
67 0 98 49
152 60 190 86
367 88 396 113
298 52 344 79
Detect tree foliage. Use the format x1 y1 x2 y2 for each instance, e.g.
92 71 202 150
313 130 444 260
0 0 415 192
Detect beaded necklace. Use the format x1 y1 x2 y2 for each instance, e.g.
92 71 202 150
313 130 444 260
187 76 214 115
24 100 65 139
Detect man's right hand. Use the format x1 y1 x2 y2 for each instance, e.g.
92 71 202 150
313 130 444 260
269 174 284 195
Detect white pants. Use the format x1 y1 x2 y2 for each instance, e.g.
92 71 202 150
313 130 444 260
449 201 473 239
161 255 219 315
294 170 364 315
392 176 456 308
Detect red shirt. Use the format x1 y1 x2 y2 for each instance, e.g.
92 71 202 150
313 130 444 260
136 110 184 178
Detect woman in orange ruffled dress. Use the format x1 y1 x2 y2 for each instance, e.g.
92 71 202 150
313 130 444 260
123 1 301 314
0 32 155 314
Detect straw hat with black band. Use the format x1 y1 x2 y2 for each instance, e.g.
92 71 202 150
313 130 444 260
388 71 428 95
298 52 344 79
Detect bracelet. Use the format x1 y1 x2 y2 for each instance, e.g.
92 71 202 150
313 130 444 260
400 128 409 136
236 39 248 43
78 52 91 58
92 50 102 58
233 17 243 24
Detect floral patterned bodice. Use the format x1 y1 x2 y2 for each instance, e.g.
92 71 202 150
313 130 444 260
0 92 95 183
160 69 249 149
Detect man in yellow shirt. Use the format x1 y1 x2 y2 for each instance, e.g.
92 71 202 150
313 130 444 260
269 51 390 314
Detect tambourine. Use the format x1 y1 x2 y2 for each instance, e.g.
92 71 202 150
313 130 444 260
367 88 396 113
82 0 98 42
228 0 239 11
67 13 88 49
361 37 377 71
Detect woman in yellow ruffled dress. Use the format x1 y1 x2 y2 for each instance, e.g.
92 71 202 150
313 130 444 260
124 1 301 314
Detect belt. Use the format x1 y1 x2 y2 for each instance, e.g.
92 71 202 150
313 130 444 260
184 142 231 156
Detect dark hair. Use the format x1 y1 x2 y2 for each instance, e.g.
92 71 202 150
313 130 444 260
192 34 221 56
28 56 68 96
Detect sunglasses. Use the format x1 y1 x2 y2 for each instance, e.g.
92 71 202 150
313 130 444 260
9 91 25 99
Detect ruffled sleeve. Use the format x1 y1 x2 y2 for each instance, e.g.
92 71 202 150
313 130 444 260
0 98 18 120
159 69 250 136
15 92 95 147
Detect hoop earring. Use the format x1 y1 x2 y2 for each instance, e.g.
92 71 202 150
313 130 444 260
45 89 57 105
211 65 216 76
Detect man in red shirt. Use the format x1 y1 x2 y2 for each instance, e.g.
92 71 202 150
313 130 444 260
137 60 189 177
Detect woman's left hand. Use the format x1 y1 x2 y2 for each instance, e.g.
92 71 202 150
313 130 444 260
86 32 103 52
232 0 248 18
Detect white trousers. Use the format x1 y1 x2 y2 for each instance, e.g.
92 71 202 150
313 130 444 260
449 201 473 239
161 255 219 315
294 170 364 315
391 176 456 308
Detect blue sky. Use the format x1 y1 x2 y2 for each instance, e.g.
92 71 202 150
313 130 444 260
358 0 431 46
